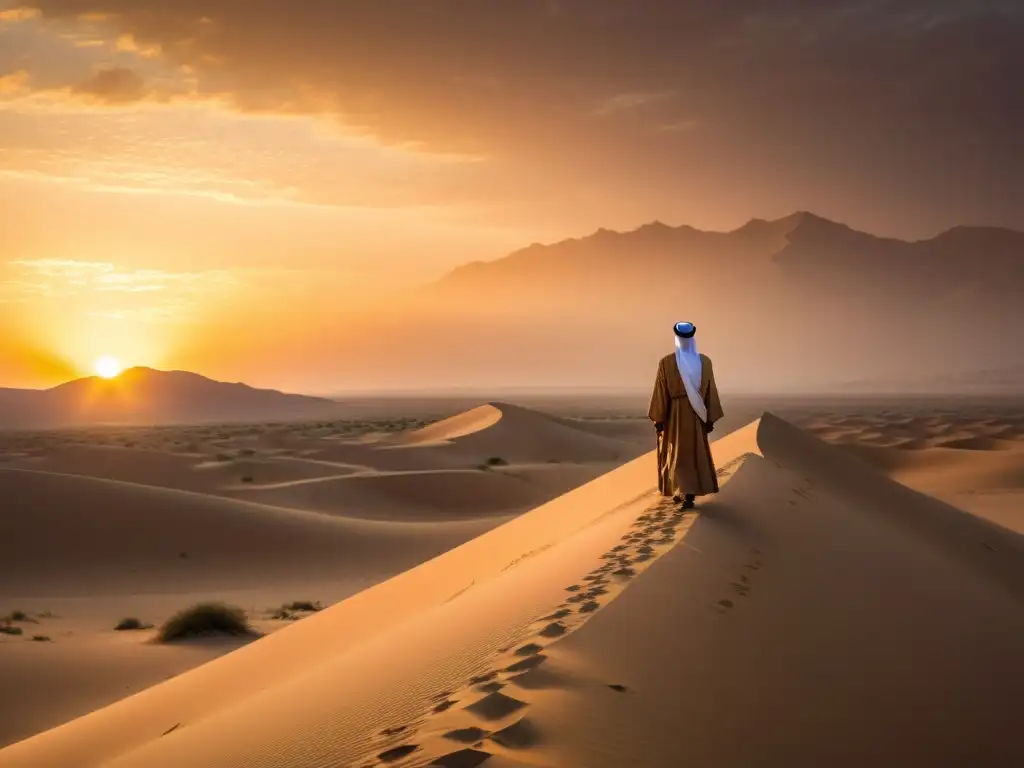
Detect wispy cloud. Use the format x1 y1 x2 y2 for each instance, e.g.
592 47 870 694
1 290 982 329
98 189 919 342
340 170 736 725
593 91 675 117
0 7 40 23
1 259 236 321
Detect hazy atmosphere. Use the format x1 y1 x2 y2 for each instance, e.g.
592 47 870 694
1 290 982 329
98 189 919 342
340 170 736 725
2 0 1021 392
2 4 1022 767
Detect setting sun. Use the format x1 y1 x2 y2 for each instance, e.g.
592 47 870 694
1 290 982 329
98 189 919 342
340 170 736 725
93 356 124 379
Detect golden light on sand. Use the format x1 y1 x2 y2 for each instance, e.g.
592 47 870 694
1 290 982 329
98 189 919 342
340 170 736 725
93 356 124 379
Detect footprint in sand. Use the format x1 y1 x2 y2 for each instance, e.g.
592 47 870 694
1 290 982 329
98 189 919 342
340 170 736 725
489 716 542 749
514 642 543 657
579 600 600 614
718 599 735 609
541 608 571 621
465 691 528 720
425 748 492 768
443 726 490 744
731 581 750 596
433 699 458 714
505 654 547 674
607 683 629 692
378 743 419 762
538 621 567 638
565 584 582 592
475 681 504 693
468 671 497 685
379 725 408 737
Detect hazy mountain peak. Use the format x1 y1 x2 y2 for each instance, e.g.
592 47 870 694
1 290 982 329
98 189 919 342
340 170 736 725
4 368 344 429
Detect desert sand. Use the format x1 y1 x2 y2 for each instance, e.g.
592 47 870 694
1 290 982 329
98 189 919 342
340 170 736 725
1 401 1021 767
781 399 1024 534
0 402 651 750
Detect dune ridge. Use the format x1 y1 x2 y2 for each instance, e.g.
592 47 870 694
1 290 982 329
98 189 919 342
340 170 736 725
3 414 1021 767
789 403 1024 534
0 466 494 598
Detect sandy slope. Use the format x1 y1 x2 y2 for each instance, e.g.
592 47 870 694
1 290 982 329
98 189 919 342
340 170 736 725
4 413 1019 767
388 402 640 464
0 468 496 749
0 402 652 751
0 402 646 522
788 403 1024 533
0 468 494 598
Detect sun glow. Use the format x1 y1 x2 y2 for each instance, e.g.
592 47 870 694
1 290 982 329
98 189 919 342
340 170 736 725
93 355 124 379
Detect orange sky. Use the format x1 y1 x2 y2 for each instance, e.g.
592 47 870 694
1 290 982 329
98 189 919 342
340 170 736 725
1 2 1021 391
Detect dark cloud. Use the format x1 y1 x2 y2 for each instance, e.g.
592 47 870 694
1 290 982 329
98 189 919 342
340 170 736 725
70 66 147 103
23 1 1024 233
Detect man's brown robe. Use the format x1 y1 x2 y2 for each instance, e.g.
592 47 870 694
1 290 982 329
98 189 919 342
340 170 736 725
648 353 724 497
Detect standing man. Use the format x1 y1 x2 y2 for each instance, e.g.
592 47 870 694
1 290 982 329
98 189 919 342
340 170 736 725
648 321 724 509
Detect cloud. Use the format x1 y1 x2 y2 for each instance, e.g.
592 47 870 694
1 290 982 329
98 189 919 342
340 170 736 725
593 91 675 117
69 65 146 102
0 7 41 22
2 259 235 320
6 1 1024 232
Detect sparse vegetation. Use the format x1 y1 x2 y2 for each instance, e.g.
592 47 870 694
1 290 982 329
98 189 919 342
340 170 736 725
0 625 23 636
5 610 29 622
283 600 323 612
240 475 254 483
115 617 153 631
157 602 253 642
269 600 324 621
31 635 51 642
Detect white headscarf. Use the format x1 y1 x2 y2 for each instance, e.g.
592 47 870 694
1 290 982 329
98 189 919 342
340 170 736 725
674 333 707 423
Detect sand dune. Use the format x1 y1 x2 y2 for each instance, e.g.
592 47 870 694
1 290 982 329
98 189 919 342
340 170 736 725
233 464 605 522
396 405 506 445
0 403 646 524
789 403 1024 533
0 468 494 598
3 413 1019 767
390 402 640 464
0 401 652 750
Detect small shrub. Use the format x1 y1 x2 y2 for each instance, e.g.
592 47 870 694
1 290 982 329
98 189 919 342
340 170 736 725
283 600 322 613
0 625 23 636
485 456 508 466
115 617 153 631
240 475 254 483
6 610 28 622
157 602 253 642
31 635 50 642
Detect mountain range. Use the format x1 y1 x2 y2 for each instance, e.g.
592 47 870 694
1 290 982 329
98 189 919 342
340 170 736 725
333 211 1023 393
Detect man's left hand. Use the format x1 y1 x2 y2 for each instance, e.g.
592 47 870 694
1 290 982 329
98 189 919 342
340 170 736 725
706 421 715 433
